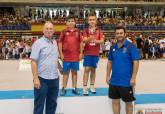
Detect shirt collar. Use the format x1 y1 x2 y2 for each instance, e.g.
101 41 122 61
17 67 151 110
88 27 99 31
87 27 99 35
65 28 77 32
126 38 132 43
115 39 130 49
123 39 130 47
42 36 53 44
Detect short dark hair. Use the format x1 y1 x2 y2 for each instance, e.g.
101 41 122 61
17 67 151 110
88 12 96 18
66 15 76 21
115 25 126 33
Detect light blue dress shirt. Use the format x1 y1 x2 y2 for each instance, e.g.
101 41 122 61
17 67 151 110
30 36 59 79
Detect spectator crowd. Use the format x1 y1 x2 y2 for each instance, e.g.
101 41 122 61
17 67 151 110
0 7 165 26
0 38 33 60
0 7 165 60
0 34 165 60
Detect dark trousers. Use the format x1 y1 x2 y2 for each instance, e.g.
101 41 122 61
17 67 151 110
33 77 59 114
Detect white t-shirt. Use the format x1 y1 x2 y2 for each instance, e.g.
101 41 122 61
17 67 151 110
12 48 16 55
105 41 111 51
5 40 9 48
25 45 30 53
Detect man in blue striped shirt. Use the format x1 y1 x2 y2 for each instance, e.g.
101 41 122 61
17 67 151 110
30 21 59 114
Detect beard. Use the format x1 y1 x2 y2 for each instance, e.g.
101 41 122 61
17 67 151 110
117 36 125 42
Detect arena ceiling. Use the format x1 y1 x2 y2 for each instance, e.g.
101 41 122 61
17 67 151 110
0 0 164 7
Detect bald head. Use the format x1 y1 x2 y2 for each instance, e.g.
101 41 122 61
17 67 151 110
43 21 54 28
43 21 54 39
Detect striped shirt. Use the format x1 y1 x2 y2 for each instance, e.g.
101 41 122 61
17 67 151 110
30 36 59 79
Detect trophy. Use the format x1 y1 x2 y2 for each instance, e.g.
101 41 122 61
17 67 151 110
89 28 96 46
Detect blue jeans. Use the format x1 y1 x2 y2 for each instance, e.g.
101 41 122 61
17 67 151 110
33 77 59 114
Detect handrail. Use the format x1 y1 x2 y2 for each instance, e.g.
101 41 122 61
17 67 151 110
0 24 164 30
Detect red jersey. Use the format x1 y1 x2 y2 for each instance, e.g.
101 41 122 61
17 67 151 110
58 28 82 62
83 28 104 56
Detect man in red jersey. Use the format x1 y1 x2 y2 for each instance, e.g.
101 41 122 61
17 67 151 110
58 15 83 96
82 12 104 96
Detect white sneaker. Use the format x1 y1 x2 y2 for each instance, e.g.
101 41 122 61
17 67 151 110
90 85 96 94
83 87 88 96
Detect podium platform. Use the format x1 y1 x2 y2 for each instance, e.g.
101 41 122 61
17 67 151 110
0 89 165 114
0 60 165 114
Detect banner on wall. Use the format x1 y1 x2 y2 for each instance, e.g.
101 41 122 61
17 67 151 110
31 24 66 33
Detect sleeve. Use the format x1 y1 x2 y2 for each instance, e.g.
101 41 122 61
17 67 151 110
82 29 88 39
79 32 83 42
130 45 140 61
54 40 59 55
108 47 113 61
30 40 41 61
58 31 65 43
99 29 104 40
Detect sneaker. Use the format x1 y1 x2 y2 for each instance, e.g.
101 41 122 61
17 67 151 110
60 88 66 96
72 88 80 95
90 85 96 94
83 87 88 96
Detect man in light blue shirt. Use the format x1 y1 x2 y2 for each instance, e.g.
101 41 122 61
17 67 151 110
30 21 59 114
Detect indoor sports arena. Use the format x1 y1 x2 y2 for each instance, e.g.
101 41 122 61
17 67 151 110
0 0 165 114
